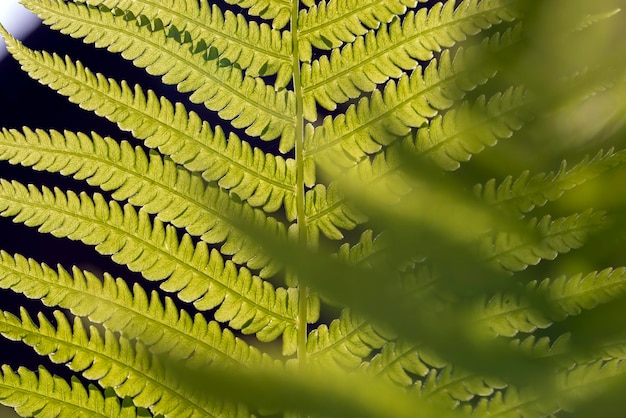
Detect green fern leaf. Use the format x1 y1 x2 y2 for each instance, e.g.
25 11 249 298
0 308 245 417
1 0 625 416
305 87 528 239
0 251 275 369
222 0 291 29
0 181 304 350
0 128 285 274
304 28 513 171
298 0 424 62
20 0 296 149
304 182 367 240
301 0 517 120
366 341 446 387
476 149 626 215
78 0 292 81
0 366 144 418
481 210 607 271
335 229 385 266
415 336 570 410
418 365 507 409
416 86 528 170
478 268 626 337
471 355 626 417
306 310 388 368
0 30 297 212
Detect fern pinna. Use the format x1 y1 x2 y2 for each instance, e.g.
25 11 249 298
0 0 626 417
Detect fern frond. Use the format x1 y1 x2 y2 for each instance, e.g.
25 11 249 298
336 229 385 266
301 0 517 120
297 0 423 62
470 355 626 417
0 128 284 275
306 85 527 238
1 23 297 211
469 386 554 417
0 181 303 351
476 149 626 215
481 210 607 272
478 268 626 337
416 86 528 170
0 308 245 417
415 336 570 409
306 310 388 368
222 0 291 29
304 28 515 170
0 251 275 369
304 140 414 239
79 0 293 82
20 0 296 149
366 341 446 387
0 365 143 418
303 183 367 240
418 365 507 409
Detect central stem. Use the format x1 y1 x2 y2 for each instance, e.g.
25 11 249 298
292 1 308 369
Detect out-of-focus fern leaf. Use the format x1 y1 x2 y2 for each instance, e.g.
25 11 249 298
305 87 528 239
481 210 607 271
1 0 626 416
416 87 528 170
0 366 143 418
476 149 626 215
471 356 626 417
478 268 626 337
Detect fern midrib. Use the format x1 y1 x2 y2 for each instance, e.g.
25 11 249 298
0 189 296 325
0 313 220 418
302 3 510 92
33 1 294 122
293 0 309 370
0 258 254 368
134 0 291 62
